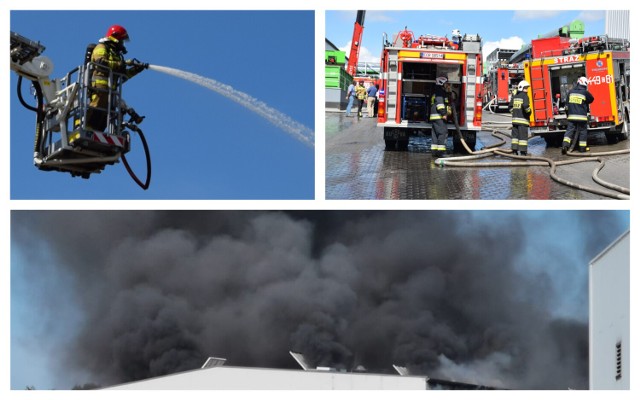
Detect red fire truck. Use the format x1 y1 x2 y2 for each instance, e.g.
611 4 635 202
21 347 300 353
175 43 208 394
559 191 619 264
522 35 630 146
377 28 484 151
484 62 524 112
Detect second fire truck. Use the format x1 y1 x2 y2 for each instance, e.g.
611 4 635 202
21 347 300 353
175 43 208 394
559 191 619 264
377 28 484 151
484 62 524 112
521 34 630 146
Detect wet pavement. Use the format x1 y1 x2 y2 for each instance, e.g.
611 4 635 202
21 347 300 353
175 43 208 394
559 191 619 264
325 110 630 200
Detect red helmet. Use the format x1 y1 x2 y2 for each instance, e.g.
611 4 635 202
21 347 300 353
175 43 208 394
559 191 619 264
106 25 129 42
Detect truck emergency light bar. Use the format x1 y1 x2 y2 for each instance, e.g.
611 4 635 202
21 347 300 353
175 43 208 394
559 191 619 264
10 31 45 65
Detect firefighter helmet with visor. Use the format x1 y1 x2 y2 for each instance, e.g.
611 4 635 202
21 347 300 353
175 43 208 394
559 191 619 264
435 76 448 86
106 25 130 42
577 76 588 86
518 80 530 91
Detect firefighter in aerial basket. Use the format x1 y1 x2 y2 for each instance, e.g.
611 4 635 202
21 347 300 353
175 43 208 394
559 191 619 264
430 76 451 158
562 76 595 154
509 80 532 156
86 24 148 132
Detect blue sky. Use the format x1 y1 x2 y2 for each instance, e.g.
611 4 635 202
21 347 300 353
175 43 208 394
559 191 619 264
10 11 315 199
326 10 606 65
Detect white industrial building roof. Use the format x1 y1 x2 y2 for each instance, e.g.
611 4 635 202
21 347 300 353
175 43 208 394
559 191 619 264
106 365 428 390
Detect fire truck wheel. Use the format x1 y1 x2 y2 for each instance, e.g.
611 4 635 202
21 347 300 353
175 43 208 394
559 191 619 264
606 133 620 145
385 139 396 150
384 139 408 151
618 117 630 141
620 131 629 141
543 135 563 148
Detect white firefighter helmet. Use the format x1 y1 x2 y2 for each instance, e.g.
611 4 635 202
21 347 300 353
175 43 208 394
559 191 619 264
436 76 448 86
577 76 588 86
518 80 530 91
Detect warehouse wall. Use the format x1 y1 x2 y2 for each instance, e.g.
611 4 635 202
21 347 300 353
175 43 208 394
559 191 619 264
589 231 630 389
605 10 630 41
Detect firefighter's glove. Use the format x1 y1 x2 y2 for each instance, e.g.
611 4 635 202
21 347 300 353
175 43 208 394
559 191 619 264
126 58 150 73
133 64 147 73
131 112 145 125
126 108 145 124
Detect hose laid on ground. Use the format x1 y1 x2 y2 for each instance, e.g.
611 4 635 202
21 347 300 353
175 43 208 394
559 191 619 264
121 124 152 190
539 131 630 196
566 148 630 157
449 101 509 154
442 103 629 199
437 152 629 199
536 154 628 200
591 162 630 195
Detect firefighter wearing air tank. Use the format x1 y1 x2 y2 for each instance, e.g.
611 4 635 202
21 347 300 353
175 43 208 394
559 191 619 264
86 25 148 132
430 76 451 158
562 77 595 154
509 80 532 156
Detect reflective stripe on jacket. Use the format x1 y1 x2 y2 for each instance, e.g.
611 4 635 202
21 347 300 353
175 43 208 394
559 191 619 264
509 91 531 126
430 87 448 121
566 85 594 121
91 37 139 85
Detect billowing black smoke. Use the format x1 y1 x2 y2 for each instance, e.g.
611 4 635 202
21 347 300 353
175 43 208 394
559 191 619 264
11 211 627 389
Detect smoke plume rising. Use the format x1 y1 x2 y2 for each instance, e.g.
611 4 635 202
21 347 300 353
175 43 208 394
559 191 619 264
11 211 627 389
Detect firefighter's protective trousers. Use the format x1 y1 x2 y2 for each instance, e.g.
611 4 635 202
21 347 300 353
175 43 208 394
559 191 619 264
563 85 594 151
511 125 529 153
430 88 449 153
87 82 111 131
509 91 531 153
431 119 448 153
564 120 588 151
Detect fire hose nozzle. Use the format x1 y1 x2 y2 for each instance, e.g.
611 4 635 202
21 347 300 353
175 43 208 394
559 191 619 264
125 107 145 124
126 58 150 70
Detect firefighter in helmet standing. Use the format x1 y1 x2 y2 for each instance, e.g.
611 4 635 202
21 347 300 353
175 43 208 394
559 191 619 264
430 76 451 158
86 25 148 131
509 80 532 156
562 76 594 153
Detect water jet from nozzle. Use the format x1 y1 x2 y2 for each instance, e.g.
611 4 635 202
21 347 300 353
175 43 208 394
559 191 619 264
148 65 314 148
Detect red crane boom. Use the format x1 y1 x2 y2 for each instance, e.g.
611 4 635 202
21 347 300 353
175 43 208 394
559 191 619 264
346 10 365 76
